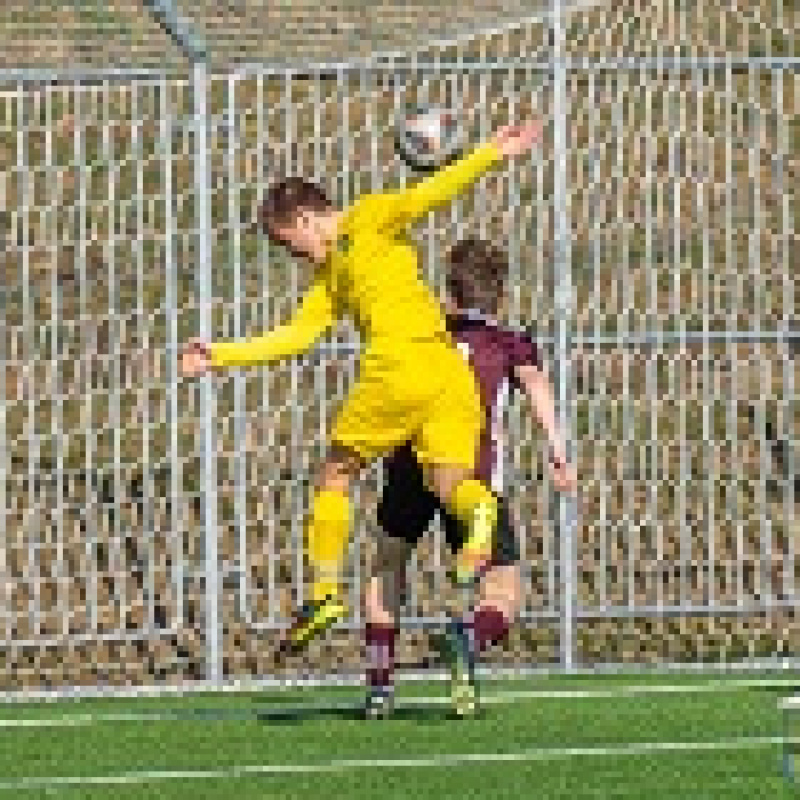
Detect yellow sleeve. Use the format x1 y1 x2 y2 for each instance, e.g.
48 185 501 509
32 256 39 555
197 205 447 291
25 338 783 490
208 280 334 367
384 143 501 229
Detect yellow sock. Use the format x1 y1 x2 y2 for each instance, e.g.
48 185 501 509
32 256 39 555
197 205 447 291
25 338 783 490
307 488 350 604
450 478 498 541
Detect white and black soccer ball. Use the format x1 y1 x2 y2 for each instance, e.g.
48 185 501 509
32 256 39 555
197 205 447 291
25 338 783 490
394 105 466 172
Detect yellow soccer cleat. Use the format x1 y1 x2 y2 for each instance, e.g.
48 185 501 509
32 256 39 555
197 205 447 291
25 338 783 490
277 594 348 659
430 618 479 718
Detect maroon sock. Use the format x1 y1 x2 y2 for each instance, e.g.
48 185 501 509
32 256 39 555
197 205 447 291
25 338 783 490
365 623 396 690
470 606 510 654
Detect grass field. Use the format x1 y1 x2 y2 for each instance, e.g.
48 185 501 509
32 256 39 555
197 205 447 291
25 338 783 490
0 671 796 798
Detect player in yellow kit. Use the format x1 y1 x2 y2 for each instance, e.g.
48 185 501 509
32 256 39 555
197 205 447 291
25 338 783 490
182 121 543 654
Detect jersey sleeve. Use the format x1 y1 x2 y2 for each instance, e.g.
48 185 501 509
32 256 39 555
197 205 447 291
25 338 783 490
505 328 542 383
380 144 502 229
208 280 334 367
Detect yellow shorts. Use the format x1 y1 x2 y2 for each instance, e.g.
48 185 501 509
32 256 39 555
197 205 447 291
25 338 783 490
331 340 482 469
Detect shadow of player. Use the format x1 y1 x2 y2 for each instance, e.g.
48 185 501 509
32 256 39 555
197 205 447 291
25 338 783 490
252 700 455 725
124 701 453 725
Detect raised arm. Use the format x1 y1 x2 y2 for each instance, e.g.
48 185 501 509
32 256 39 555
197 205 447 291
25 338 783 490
384 121 543 230
208 280 334 368
386 144 501 228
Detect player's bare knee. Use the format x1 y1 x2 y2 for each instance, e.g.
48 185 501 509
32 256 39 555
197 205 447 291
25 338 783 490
365 576 396 626
426 464 469 504
481 564 522 617
318 446 363 492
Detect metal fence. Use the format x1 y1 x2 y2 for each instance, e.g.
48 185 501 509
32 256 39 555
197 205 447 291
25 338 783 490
1 44 798 693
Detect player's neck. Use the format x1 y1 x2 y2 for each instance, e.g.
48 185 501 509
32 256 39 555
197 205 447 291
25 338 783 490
323 211 346 256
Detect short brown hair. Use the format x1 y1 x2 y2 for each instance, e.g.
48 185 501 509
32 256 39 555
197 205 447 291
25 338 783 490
260 177 331 238
446 237 507 315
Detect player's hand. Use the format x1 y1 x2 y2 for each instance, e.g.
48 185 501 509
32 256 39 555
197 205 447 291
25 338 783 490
181 339 212 377
550 458 577 494
492 121 543 157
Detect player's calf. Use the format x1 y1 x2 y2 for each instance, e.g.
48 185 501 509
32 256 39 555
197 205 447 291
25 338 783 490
278 466 354 658
306 449 362 604
362 621 397 719
451 480 498 587
455 498 497 586
361 546 408 719
428 468 499 588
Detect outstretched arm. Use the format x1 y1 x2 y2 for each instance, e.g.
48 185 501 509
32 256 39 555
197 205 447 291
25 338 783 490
208 281 334 368
386 144 501 228
515 362 576 493
385 121 542 229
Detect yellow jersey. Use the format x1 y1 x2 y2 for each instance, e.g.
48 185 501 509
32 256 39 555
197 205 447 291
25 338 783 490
209 143 501 368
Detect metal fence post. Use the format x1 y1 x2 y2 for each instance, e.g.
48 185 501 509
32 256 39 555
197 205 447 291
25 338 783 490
552 0 577 672
194 59 220 685
0 201 6 643
143 0 220 686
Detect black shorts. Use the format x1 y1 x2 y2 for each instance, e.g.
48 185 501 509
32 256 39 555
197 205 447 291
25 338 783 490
376 444 520 567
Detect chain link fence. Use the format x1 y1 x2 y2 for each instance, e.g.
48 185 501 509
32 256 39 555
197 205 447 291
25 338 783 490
0 0 798 694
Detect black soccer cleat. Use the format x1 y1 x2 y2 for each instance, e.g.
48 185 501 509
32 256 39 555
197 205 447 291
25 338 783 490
363 687 395 720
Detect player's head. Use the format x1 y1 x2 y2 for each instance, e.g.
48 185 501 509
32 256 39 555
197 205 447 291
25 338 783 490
261 178 337 263
446 237 507 316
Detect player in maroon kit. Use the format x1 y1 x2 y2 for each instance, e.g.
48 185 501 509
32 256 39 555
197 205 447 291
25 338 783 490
362 237 577 718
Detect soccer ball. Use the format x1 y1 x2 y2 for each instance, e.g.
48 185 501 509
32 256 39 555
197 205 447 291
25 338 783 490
394 105 466 172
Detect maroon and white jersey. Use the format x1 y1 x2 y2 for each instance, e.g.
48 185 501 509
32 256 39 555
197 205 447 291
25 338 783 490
448 310 542 492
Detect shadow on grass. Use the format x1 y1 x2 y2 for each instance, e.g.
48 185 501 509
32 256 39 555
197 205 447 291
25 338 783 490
253 700 456 725
118 701 454 726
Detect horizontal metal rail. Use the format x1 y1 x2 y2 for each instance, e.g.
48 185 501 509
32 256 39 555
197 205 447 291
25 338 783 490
0 56 797 87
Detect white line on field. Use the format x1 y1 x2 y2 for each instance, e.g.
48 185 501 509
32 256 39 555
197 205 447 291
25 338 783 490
0 677 795 728
419 677 800 703
0 737 790 790
4 661 798 703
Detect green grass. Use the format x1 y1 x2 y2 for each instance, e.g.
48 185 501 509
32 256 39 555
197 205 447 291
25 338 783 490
0 672 795 798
